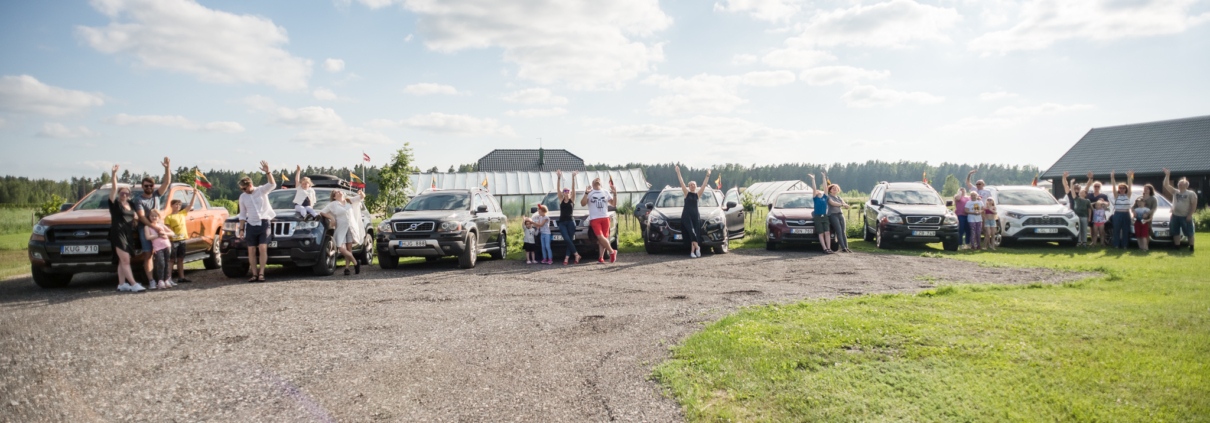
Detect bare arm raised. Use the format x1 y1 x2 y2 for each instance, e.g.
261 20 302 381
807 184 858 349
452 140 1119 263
698 169 711 197
157 157 172 196
109 165 120 202
675 165 688 195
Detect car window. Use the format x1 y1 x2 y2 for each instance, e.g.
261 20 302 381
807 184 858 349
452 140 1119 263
883 189 943 205
995 189 1059 206
488 195 501 212
774 193 815 209
171 189 192 210
869 186 883 203
724 189 739 206
656 190 720 208
404 193 470 211
192 193 207 211
73 188 114 210
473 194 485 210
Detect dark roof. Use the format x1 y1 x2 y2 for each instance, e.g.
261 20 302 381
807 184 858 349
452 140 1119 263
1042 115 1210 178
477 149 584 172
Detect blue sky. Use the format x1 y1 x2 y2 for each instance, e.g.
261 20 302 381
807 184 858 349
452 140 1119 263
1 0 1208 179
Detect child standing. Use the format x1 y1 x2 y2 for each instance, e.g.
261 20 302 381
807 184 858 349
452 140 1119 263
964 192 985 250
293 165 319 220
982 198 998 251
144 210 175 290
1072 189 1092 247
1133 198 1152 252
534 205 553 264
523 219 538 264
164 194 193 283
1091 200 1109 247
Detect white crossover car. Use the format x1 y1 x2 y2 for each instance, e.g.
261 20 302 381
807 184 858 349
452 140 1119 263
985 186 1080 246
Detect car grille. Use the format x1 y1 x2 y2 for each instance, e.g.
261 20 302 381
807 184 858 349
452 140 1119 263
667 220 683 231
547 219 582 229
1023 217 1065 226
272 221 295 237
906 216 942 225
393 233 431 239
49 226 111 243
785 219 813 227
394 221 435 232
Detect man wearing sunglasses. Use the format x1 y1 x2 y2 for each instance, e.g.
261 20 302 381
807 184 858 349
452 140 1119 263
133 157 173 283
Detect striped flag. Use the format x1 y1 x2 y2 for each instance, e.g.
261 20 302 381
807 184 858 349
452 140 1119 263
1032 173 1039 186
281 172 289 182
362 152 371 162
193 169 212 188
349 171 365 188
715 173 721 190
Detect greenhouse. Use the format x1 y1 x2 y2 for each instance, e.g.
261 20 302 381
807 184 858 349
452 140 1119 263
408 169 650 217
742 180 810 206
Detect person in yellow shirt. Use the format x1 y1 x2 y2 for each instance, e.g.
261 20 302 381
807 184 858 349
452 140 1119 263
164 190 194 283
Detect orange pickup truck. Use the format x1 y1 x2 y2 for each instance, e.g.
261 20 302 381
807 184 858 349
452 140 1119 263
27 183 229 288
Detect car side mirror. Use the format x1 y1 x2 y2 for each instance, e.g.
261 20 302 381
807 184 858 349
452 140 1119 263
727 201 738 209
645 202 654 210
946 200 954 207
477 205 489 213
870 199 880 206
59 203 74 212
393 207 404 213
530 206 538 214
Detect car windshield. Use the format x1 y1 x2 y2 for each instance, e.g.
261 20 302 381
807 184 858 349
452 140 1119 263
404 193 469 211
72 188 169 211
540 193 566 212
656 190 720 208
883 190 943 205
995 189 1058 206
774 193 815 209
267 189 335 210
1132 192 1172 208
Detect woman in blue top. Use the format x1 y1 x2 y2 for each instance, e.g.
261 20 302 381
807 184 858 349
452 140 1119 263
675 165 711 258
808 174 833 253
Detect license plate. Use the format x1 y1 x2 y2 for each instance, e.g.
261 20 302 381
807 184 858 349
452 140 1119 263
791 228 813 234
1155 230 1169 237
552 234 563 241
61 245 99 255
673 234 682 240
267 241 278 248
394 240 426 248
912 231 936 237
1036 228 1058 234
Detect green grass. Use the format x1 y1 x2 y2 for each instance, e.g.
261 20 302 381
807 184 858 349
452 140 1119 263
0 232 30 279
0 208 35 235
654 234 1208 422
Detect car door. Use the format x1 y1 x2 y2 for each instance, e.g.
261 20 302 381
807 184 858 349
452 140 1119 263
191 192 215 253
865 186 884 229
486 194 505 244
723 188 744 239
164 188 198 254
472 193 490 247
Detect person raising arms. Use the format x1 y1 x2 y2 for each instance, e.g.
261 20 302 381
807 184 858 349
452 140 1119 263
556 170 581 265
1108 170 1134 249
133 157 172 284
966 169 992 200
807 174 832 253
237 161 276 282
1164 168 1197 252
1062 171 1088 246
822 171 853 253
581 176 618 263
674 165 712 258
108 165 145 293
293 165 319 221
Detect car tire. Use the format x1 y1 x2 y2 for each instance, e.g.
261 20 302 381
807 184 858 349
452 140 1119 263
713 241 729 254
31 266 71 289
876 227 892 249
312 238 337 276
766 241 777 251
863 218 874 242
357 233 375 265
458 231 478 269
489 231 507 260
203 234 223 270
643 237 659 254
942 238 959 251
379 254 399 269
221 260 249 279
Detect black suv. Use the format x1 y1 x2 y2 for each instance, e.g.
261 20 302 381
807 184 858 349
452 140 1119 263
529 192 619 257
219 175 374 277
375 188 507 269
861 182 960 251
641 187 746 254
633 187 662 237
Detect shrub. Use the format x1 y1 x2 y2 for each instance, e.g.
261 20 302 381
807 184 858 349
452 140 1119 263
34 194 66 220
1195 206 1210 232
211 198 238 216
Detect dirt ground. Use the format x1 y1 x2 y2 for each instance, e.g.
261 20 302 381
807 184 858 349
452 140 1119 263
0 249 1091 422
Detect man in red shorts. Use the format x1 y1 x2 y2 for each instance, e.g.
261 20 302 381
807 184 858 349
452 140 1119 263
581 177 618 263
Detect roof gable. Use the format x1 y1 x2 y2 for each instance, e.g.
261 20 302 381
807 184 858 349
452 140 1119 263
1042 115 1210 178
477 149 585 172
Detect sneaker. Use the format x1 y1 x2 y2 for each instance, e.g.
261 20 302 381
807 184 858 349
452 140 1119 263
177 277 191 283
130 283 146 293
610 251 617 263
598 257 606 263
118 283 130 292
148 281 158 290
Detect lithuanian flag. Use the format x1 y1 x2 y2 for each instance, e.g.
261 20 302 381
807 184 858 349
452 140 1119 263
193 169 212 188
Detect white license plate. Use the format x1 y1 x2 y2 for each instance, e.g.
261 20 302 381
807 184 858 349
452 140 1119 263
1155 230 1169 237
551 234 563 241
1036 228 1058 234
394 240 426 248
61 245 99 255
267 241 278 248
912 231 936 237
791 228 813 234
673 234 682 240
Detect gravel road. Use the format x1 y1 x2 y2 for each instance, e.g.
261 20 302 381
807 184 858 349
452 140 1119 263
0 249 1090 422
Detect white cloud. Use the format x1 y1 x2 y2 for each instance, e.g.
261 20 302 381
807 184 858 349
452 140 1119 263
36 123 99 139
761 48 836 69
0 75 105 116
77 0 313 91
731 54 758 66
102 113 246 133
364 0 672 89
788 0 961 49
841 85 945 108
741 70 796 87
642 72 797 116
403 83 460 96
501 88 569 105
979 91 1019 101
942 102 1093 131
323 58 345 72
799 66 889 86
369 112 517 137
579 117 614 126
713 0 802 22
505 107 568 118
239 96 390 146
969 0 1210 54
313 88 339 101
404 34 414 42
600 115 823 144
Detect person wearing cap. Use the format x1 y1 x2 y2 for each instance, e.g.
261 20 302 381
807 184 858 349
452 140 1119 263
556 170 580 264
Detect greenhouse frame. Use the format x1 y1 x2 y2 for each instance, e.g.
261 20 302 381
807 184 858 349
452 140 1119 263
408 169 650 217
742 180 810 206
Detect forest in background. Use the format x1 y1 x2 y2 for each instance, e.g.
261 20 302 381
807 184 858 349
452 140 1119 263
1 160 1039 204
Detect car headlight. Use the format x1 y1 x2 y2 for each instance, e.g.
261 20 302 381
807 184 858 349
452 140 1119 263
296 221 321 230
439 221 463 232
881 213 903 224
223 221 241 233
1006 211 1024 219
377 221 393 233
943 214 957 225
1064 212 1075 219
649 214 665 225
707 214 724 224
32 223 49 236
767 215 784 226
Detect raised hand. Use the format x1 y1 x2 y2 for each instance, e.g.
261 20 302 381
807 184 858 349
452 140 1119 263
1087 171 1093 179
1127 170 1134 179
674 165 680 174
296 165 301 172
571 170 578 177
259 161 270 174
706 169 712 176
969 169 977 175
1163 168 1170 176
111 164 120 175
161 157 170 169
1063 171 1069 179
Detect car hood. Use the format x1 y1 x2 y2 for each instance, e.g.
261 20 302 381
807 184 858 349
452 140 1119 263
39 209 112 226
880 204 949 216
1150 207 1172 222
770 208 817 220
386 210 471 221
996 204 1071 216
653 207 722 220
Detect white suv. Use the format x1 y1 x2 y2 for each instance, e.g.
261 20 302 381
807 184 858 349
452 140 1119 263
985 186 1080 246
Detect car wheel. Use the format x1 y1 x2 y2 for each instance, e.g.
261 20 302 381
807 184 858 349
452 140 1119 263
643 237 659 254
379 253 399 269
312 238 337 276
357 233 375 265
713 240 729 254
766 241 777 251
203 234 222 269
490 231 507 260
876 227 891 249
458 231 478 269
942 237 959 251
863 218 874 242
31 266 71 289
221 259 249 278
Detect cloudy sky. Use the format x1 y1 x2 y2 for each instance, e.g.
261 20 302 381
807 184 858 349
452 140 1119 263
1 0 1208 179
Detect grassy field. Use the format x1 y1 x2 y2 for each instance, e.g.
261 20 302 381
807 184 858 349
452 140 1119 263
0 232 31 279
0 208 35 235
653 235 1208 422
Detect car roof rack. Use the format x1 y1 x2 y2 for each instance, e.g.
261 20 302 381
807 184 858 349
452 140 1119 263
281 174 351 189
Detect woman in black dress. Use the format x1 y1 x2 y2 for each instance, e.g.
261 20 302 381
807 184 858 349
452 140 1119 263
555 170 580 264
674 165 711 258
108 165 145 292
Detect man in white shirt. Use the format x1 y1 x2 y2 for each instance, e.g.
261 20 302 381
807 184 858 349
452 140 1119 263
580 177 617 263
966 169 993 200
237 161 276 282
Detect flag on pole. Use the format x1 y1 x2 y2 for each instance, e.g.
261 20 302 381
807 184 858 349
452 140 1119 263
715 174 721 190
362 152 371 162
481 176 489 188
349 171 365 188
281 173 289 182
431 177 437 190
1031 173 1039 186
922 171 928 185
608 174 615 189
193 169 212 188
